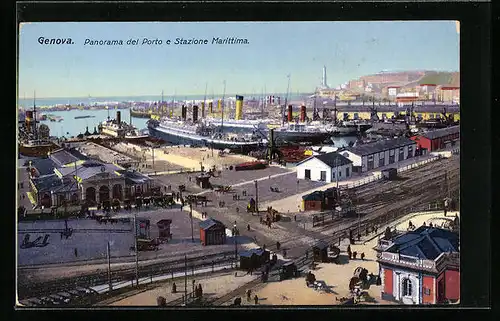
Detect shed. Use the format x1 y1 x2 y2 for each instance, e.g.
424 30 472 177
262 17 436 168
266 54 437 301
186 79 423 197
195 174 211 189
199 218 226 246
381 168 398 180
239 248 270 270
156 219 172 240
302 191 325 212
312 241 330 262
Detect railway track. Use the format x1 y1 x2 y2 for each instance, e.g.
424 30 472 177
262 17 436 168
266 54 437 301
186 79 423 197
17 251 236 300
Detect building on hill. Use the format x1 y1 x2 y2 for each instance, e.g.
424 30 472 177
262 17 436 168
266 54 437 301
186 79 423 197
375 226 460 304
296 152 353 183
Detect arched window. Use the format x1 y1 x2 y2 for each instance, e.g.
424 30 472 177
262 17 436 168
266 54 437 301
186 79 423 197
402 278 413 296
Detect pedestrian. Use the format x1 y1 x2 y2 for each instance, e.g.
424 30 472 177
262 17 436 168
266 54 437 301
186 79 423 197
283 249 287 258
22 194 25 199
246 289 252 302
254 294 259 305
294 215 297 222
361 252 365 261
276 241 281 251
353 251 357 259
423 222 426 226
375 226 378 233
357 234 361 242
247 224 250 231
189 177 191 182
74 248 78 257
236 207 239 213
429 222 433 227
237 195 240 200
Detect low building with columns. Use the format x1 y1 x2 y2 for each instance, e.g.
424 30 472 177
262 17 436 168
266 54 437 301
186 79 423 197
375 226 460 305
29 158 153 208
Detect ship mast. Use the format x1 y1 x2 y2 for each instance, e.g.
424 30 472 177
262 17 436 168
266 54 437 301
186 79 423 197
33 91 38 140
203 82 208 119
221 80 226 133
282 74 291 126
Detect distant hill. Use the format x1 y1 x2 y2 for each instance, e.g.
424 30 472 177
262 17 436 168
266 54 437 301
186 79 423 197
417 71 459 86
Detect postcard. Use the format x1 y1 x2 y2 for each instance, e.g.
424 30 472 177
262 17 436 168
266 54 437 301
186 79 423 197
17 20 460 307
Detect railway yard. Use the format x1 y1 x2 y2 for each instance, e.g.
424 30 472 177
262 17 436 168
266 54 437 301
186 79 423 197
17 149 460 306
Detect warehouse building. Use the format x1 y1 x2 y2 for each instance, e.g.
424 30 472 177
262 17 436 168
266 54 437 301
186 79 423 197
296 152 353 183
376 226 460 305
410 126 460 154
342 137 417 173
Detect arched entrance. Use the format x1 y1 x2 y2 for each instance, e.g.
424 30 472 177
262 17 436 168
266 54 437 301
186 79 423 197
41 193 52 207
99 185 110 203
86 187 96 203
112 184 123 201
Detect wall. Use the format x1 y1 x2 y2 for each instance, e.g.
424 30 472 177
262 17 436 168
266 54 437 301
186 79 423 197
341 151 362 167
393 269 421 304
296 157 332 182
445 269 460 301
422 275 435 304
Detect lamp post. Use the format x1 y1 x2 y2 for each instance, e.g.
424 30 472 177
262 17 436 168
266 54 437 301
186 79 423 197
107 241 113 291
254 180 258 214
189 201 194 242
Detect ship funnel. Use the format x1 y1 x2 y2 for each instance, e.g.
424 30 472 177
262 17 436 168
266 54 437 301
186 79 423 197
192 105 199 123
116 111 121 127
208 101 213 114
287 105 293 122
217 99 222 112
235 95 244 120
200 102 205 118
300 105 306 122
25 110 34 133
181 105 187 120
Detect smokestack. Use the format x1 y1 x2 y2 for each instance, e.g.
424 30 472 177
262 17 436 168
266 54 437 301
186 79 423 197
287 105 293 122
208 101 213 114
300 105 306 122
217 99 222 112
116 111 121 128
192 105 199 123
25 110 33 133
235 95 244 120
181 105 187 120
200 102 205 118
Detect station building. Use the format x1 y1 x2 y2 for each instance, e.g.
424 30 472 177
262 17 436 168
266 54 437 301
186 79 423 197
27 148 153 208
296 152 353 183
341 137 417 173
375 226 460 305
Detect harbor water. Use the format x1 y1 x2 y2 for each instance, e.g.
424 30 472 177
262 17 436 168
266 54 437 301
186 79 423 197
36 108 149 138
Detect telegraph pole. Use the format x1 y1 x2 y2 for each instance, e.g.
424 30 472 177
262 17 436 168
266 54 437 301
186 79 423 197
184 254 188 299
134 213 139 287
107 241 113 291
254 180 259 213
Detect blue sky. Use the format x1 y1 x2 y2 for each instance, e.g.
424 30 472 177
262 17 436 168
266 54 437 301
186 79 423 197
18 21 459 98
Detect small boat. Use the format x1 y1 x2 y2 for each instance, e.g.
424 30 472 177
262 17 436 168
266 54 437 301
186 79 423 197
74 115 95 119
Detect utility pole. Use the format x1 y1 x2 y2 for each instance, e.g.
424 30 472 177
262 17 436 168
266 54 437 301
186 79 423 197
184 254 188 299
189 202 194 242
254 180 259 213
134 213 139 287
107 241 112 291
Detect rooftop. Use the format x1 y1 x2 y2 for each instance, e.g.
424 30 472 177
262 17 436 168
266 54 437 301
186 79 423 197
49 148 80 167
297 152 352 168
384 226 459 260
199 218 226 230
419 126 460 140
347 137 416 156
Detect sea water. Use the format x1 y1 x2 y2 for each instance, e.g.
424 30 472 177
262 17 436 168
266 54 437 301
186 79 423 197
36 108 149 138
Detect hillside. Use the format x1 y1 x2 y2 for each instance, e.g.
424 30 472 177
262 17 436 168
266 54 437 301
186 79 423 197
417 71 459 86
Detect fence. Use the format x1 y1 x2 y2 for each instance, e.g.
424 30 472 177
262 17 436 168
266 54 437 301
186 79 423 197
341 155 443 190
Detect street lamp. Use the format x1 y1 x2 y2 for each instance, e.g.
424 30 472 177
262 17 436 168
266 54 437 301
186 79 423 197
189 202 194 242
134 213 139 287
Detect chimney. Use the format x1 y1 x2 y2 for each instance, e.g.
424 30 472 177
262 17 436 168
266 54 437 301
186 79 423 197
300 105 306 122
25 110 33 133
192 105 199 123
200 102 205 118
116 111 121 128
181 105 187 120
287 105 293 122
208 101 213 114
235 96 244 120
